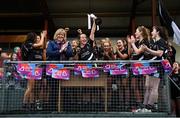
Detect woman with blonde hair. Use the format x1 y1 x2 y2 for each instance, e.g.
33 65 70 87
46 28 73 111
70 39 79 60
101 39 115 60
128 26 150 112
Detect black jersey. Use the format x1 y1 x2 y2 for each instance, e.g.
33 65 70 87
78 39 95 60
115 48 129 60
150 38 167 60
143 39 156 60
21 42 33 61
131 39 149 60
21 41 43 61
31 49 43 61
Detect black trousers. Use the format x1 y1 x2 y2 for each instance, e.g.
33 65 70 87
47 78 59 111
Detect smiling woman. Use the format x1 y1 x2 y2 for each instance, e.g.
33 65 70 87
0 0 180 116
46 28 73 112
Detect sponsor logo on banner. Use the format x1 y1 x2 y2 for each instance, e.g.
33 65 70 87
74 64 92 75
131 62 157 75
141 67 157 75
103 63 125 72
110 68 128 75
46 64 64 76
9 60 172 80
52 69 70 80
132 62 144 75
81 68 99 78
16 63 36 78
32 68 43 80
161 60 172 73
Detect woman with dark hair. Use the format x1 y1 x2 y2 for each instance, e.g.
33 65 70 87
114 38 130 111
22 31 47 111
141 26 169 112
115 39 128 60
170 62 180 116
77 19 96 61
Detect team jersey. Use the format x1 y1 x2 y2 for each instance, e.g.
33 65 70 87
115 48 129 60
78 39 95 60
131 39 149 60
149 38 167 60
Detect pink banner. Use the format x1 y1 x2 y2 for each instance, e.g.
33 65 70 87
141 67 157 75
34 68 43 80
161 60 172 73
110 68 128 75
25 67 42 80
16 63 36 78
132 62 147 68
103 63 119 72
46 64 64 75
132 66 157 75
74 64 92 75
52 69 70 80
81 68 99 78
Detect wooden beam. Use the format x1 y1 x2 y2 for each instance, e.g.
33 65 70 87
131 18 136 34
50 11 180 18
0 29 41 33
44 20 48 31
0 35 26 43
0 13 43 18
128 0 138 34
151 0 157 26
0 11 179 18
51 12 131 18
39 0 55 31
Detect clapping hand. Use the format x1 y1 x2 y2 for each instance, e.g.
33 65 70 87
41 30 47 38
127 35 135 44
142 44 148 50
130 35 136 43
60 41 69 52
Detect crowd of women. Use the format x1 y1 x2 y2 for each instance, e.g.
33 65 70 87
0 19 179 115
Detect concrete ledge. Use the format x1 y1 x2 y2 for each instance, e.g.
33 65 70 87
0 112 174 118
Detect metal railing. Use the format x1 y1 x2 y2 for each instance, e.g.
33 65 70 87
0 60 171 116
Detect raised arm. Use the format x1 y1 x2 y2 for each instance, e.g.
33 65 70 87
89 19 96 41
130 35 144 55
127 35 133 58
33 30 47 48
116 48 128 60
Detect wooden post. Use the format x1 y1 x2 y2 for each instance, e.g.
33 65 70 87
129 0 137 34
131 17 136 34
152 0 157 26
